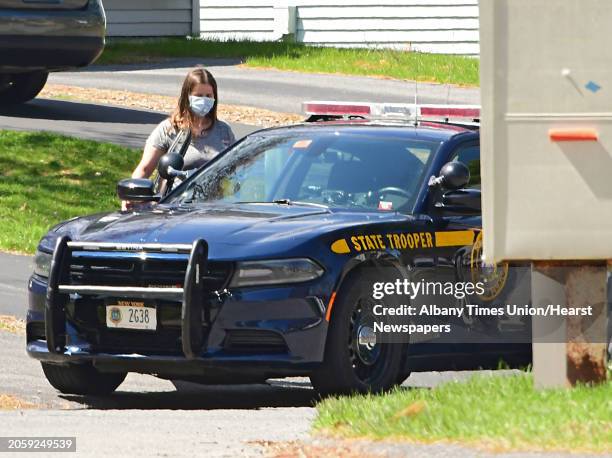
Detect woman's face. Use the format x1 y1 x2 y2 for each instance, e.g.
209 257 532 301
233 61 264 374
191 83 214 99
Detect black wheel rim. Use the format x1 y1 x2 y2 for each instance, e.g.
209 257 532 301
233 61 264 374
348 296 387 384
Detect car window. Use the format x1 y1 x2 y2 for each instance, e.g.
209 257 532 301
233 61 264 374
171 132 441 211
228 145 292 202
449 144 480 189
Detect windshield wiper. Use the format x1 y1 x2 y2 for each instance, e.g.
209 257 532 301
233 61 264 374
274 199 330 209
234 199 329 209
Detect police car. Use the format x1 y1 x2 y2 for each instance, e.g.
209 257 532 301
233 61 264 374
27 102 531 396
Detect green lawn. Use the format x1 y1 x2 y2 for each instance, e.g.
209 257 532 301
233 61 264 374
315 373 612 453
0 131 138 253
97 38 479 86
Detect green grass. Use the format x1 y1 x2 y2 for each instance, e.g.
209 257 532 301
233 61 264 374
97 38 479 86
314 373 612 453
0 131 138 253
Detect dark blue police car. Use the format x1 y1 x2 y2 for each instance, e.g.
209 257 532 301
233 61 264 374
27 102 531 396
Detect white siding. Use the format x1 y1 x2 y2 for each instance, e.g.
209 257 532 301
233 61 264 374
296 1 479 55
104 0 195 37
198 0 480 55
199 0 277 41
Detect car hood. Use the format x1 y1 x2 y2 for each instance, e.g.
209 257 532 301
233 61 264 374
47 203 409 260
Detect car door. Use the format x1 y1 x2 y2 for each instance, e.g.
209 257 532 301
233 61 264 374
432 140 531 360
421 141 484 341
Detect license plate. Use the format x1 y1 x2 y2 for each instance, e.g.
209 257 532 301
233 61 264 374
106 301 157 331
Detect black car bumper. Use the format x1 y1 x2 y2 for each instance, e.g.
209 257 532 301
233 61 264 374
26 240 331 378
27 294 328 378
0 1 105 72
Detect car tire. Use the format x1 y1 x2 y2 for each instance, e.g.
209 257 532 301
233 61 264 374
0 72 48 104
41 362 126 395
310 268 405 397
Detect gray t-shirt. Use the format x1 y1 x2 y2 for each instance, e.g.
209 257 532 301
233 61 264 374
145 119 236 170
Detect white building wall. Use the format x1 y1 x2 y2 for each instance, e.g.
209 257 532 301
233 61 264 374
198 0 480 55
199 0 277 42
103 0 196 37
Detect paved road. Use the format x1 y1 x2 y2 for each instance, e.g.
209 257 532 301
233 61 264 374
0 330 315 457
0 328 530 458
0 253 31 318
49 58 480 114
0 99 256 149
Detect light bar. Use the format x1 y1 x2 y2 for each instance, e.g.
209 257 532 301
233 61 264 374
303 101 480 124
419 105 481 119
302 101 371 117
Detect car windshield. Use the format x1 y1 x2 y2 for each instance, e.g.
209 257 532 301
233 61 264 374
167 131 441 212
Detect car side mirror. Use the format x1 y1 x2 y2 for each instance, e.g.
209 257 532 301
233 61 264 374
158 152 186 180
437 188 481 215
116 178 159 202
437 161 470 190
429 162 479 215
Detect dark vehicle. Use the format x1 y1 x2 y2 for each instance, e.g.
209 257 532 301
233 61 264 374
27 102 532 396
0 0 105 104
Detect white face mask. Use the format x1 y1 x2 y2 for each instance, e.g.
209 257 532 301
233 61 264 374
189 95 215 117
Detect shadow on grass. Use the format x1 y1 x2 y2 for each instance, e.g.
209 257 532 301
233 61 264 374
0 149 132 199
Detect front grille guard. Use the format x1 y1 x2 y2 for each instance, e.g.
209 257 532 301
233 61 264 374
45 236 209 359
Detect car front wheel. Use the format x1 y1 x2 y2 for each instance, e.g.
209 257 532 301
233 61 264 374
41 362 126 395
0 72 48 104
310 268 405 396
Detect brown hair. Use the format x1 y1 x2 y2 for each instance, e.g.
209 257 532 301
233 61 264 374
170 67 218 130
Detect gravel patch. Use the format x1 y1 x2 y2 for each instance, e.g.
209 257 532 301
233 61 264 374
0 394 37 410
39 84 303 128
0 315 25 334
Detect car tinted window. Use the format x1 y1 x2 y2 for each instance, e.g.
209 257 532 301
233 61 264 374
450 144 480 188
171 132 441 211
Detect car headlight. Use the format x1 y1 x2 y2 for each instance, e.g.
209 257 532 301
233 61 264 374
33 250 53 278
229 258 324 287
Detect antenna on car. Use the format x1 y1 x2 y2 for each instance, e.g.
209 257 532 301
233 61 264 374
414 56 423 126
446 62 452 106
414 80 419 126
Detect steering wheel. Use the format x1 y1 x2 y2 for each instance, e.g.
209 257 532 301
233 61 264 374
376 186 412 199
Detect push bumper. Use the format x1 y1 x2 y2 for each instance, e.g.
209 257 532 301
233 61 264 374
27 238 329 377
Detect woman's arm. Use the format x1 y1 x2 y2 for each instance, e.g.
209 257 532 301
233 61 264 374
122 144 167 211
132 143 167 179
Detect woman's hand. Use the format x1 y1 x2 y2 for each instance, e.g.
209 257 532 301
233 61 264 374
121 200 133 212
124 145 166 211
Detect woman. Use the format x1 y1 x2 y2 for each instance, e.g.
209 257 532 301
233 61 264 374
130 67 235 182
